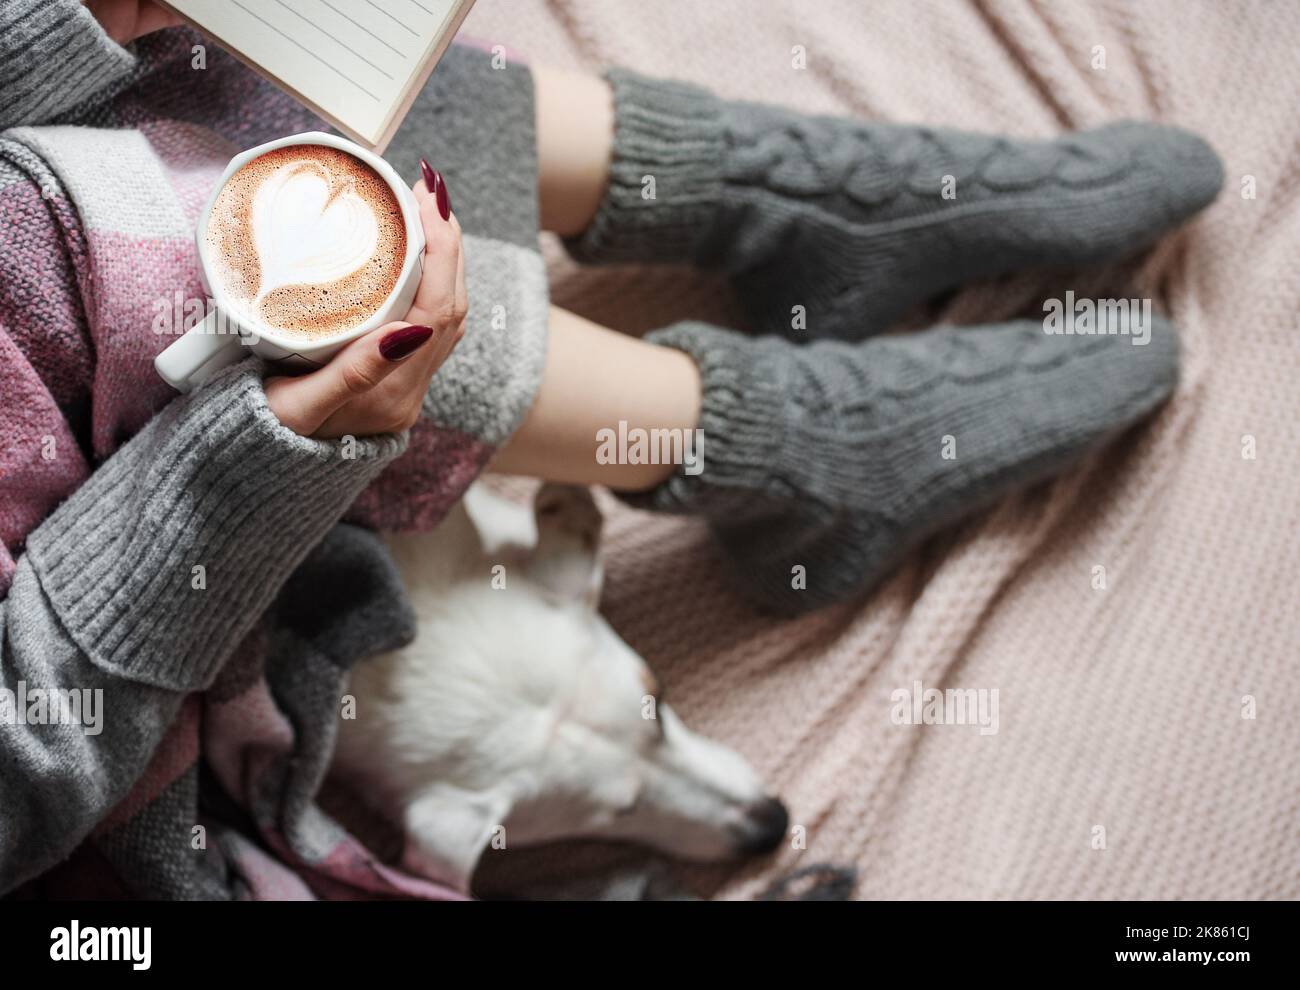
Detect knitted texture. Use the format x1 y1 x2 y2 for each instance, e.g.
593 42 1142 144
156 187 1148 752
567 69 1224 339
24 361 404 691
629 314 1178 613
0 0 137 128
459 0 1300 901
0 11 542 900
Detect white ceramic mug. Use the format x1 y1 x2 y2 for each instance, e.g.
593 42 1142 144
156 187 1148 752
154 132 426 393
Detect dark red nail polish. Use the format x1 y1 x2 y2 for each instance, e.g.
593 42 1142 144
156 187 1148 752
380 324 434 362
433 169 451 221
419 158 436 193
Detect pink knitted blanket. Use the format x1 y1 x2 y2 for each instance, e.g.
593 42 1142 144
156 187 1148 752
463 0 1300 900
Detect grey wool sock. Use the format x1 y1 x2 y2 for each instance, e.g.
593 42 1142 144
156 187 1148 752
567 70 1224 339
625 310 1179 614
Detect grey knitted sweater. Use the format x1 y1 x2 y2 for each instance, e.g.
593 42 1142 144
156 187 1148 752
0 1 545 897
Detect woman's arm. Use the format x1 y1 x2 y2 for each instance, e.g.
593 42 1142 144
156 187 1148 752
0 362 405 892
0 0 178 130
0 175 462 893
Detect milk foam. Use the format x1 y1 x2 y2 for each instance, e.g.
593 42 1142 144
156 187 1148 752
253 166 380 297
206 146 407 339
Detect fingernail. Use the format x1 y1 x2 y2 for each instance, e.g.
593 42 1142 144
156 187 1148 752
433 169 451 221
380 324 434 362
419 159 452 221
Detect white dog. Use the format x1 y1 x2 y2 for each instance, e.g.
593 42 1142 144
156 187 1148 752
333 482 788 892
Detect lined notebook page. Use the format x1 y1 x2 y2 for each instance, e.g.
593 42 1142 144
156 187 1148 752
163 0 470 149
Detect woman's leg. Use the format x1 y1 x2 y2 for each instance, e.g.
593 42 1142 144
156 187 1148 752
492 306 699 491
531 65 1224 341
493 301 1180 614
516 64 1201 614
533 66 613 238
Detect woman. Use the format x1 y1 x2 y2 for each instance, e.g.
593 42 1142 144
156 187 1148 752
0 0 1221 897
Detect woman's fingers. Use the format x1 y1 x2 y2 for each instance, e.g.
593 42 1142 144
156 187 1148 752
406 170 465 336
87 0 183 44
452 212 468 321
264 170 466 440
376 176 467 396
265 322 434 437
138 0 185 36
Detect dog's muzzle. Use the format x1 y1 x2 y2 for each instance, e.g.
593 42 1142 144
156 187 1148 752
733 797 790 855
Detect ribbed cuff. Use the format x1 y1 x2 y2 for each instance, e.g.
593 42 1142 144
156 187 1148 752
26 360 406 692
0 0 137 129
620 321 790 517
563 68 726 265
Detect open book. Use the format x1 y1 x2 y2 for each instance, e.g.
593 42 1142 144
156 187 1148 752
157 0 477 152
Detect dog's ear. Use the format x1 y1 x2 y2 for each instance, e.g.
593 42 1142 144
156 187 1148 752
526 484 604 608
401 784 513 892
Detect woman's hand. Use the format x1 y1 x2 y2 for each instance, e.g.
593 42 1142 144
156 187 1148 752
84 0 183 45
266 172 467 439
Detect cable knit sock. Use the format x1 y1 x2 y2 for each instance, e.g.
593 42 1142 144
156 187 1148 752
626 310 1178 614
567 70 1224 339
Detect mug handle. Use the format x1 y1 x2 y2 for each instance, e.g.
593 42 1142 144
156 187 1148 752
154 310 245 393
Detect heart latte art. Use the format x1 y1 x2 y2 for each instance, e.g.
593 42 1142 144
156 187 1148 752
206 146 406 339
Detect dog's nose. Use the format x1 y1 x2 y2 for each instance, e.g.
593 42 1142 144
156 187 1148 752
736 796 790 855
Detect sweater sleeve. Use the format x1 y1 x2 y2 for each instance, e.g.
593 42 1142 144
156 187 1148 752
0 0 138 130
0 360 405 892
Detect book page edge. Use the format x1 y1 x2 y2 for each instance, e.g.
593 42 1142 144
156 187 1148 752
371 0 478 155
154 0 397 149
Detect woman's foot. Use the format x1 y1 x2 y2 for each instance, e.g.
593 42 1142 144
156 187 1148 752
568 71 1224 340
625 307 1179 614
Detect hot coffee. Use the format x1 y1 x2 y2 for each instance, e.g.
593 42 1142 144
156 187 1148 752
205 145 407 339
